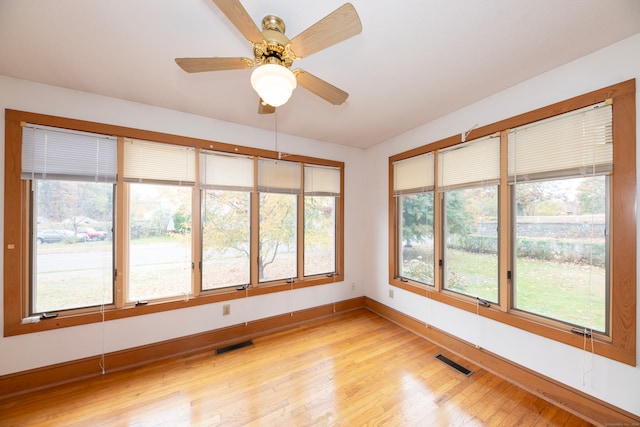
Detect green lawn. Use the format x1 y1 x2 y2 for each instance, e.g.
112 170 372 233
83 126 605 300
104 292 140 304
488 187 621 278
447 250 606 332
36 238 607 332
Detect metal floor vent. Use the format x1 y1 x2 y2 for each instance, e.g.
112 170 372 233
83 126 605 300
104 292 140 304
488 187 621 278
435 353 473 376
216 340 254 355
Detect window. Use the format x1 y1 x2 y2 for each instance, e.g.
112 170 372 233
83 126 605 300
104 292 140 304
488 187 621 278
393 153 435 285
22 125 116 314
509 104 612 333
257 159 299 282
127 183 193 301
32 180 114 313
4 110 344 337
304 165 341 276
439 136 500 303
124 139 195 302
200 151 253 290
388 80 636 365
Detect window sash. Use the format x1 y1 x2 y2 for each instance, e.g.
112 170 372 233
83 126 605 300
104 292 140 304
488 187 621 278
21 124 117 182
31 180 115 314
442 187 499 302
258 192 298 281
201 189 251 290
438 135 500 191
508 103 612 182
124 138 195 185
397 193 435 285
393 152 434 195
303 195 337 276
511 176 610 333
127 183 193 301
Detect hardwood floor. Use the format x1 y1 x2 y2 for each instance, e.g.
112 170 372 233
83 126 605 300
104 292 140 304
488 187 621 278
0 309 592 426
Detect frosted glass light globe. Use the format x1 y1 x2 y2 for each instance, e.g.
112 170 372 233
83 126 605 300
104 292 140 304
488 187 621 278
251 64 297 107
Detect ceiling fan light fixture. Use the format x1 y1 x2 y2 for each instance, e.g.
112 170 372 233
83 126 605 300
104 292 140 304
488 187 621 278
251 64 297 107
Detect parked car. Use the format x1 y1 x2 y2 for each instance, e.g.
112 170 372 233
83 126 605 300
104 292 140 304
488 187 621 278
37 229 88 244
77 227 108 241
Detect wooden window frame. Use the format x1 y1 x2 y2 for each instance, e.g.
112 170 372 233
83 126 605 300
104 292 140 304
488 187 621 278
388 80 636 365
4 110 344 336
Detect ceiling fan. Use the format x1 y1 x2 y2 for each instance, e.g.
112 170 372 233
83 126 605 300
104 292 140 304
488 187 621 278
175 0 362 114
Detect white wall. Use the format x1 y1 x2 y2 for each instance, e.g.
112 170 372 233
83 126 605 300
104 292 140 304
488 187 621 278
0 75 366 375
364 33 640 416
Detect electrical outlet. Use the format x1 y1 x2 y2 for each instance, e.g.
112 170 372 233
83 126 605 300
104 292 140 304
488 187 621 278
389 289 394 299
223 304 230 316
351 283 356 291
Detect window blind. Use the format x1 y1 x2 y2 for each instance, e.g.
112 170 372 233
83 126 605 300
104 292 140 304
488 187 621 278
124 138 195 185
304 165 341 196
21 124 117 182
200 151 254 191
258 158 301 194
508 103 612 182
393 152 434 195
438 135 500 191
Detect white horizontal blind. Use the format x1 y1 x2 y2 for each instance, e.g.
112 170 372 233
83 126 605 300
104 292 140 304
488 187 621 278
304 165 341 196
258 158 301 194
393 152 434 195
200 151 254 191
21 124 117 182
438 135 500 191
508 103 612 182
124 139 195 185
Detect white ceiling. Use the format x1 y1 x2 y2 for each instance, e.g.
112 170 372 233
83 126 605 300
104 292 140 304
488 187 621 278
1 1 639 149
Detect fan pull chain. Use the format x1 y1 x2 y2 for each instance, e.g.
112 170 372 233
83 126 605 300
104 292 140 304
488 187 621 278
274 110 279 159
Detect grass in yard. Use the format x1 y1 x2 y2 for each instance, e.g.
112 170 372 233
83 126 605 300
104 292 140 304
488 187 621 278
34 236 328 310
446 250 498 303
515 257 605 331
34 271 113 313
35 237 606 332
446 250 606 331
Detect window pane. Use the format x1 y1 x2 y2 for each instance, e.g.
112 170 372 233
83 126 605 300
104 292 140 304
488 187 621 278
443 187 498 302
202 190 250 289
128 183 192 301
304 196 336 276
259 193 297 282
513 177 608 332
32 180 113 313
398 193 434 285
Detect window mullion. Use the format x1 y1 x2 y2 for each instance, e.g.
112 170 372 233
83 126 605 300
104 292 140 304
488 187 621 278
335 173 344 277
250 157 260 287
192 149 202 296
498 130 510 312
115 136 126 308
297 163 304 281
433 149 443 292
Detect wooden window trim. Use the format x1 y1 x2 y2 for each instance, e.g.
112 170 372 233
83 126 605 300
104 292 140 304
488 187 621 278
4 110 344 337
388 80 636 365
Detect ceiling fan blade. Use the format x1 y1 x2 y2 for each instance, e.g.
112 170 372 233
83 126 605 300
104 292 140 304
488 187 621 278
258 98 275 114
175 57 253 73
211 0 264 44
289 3 362 59
294 69 349 105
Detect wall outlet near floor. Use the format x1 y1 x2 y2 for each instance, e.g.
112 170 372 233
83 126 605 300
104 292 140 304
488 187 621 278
223 304 230 316
389 288 394 299
351 283 356 291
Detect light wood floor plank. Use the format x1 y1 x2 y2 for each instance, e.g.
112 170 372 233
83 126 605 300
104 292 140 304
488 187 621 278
0 309 592 426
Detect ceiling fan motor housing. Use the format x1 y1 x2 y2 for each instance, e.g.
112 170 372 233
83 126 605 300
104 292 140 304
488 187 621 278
254 15 295 68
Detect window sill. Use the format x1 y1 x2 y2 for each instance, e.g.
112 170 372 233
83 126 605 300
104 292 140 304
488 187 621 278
4 276 343 337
